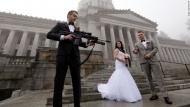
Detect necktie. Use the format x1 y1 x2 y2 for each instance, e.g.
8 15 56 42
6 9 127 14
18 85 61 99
68 22 74 26
141 40 145 42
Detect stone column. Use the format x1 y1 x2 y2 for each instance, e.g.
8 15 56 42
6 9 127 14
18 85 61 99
187 50 190 63
187 50 190 62
147 31 153 40
186 50 190 56
169 48 177 63
134 29 139 42
16 31 29 56
56 41 59 48
101 24 108 59
165 47 173 62
187 50 190 56
30 33 40 56
126 27 135 59
181 49 189 64
153 33 164 61
173 48 182 63
149 32 162 60
0 29 3 49
110 24 116 53
187 50 190 55
45 38 51 47
161 47 168 61
176 49 186 64
151 34 160 60
118 26 126 52
3 30 16 55
184 50 190 64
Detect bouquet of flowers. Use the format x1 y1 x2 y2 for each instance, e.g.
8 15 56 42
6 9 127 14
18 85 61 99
123 54 131 67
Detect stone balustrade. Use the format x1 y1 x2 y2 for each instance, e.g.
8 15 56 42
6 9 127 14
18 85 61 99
21 47 107 91
35 47 104 63
8 56 34 65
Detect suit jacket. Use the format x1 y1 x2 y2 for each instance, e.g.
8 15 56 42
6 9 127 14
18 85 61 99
46 22 87 56
134 40 159 64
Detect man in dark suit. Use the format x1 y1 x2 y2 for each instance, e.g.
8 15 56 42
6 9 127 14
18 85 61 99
132 31 172 104
47 10 94 107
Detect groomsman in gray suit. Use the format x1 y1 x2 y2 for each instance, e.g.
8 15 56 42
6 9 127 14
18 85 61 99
132 31 172 104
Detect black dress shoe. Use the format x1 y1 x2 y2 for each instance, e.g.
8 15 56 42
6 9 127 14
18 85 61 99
149 95 159 100
164 97 172 104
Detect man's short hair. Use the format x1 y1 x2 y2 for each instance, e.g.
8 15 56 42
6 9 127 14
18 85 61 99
138 30 144 33
67 10 78 17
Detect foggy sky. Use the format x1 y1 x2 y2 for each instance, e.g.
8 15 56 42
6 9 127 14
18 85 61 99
0 0 189 40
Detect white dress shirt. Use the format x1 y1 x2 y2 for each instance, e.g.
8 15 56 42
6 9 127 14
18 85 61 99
141 41 147 48
60 22 75 40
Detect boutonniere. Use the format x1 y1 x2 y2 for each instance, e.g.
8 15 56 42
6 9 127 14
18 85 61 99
146 41 150 44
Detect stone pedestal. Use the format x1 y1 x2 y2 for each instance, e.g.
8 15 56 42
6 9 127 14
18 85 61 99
21 47 107 91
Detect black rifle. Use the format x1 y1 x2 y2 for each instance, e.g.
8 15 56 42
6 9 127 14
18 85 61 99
58 30 110 66
58 30 110 45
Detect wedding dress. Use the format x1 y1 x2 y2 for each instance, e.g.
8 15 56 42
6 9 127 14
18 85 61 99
97 50 142 102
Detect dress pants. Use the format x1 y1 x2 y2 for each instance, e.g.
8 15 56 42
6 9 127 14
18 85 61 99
53 54 81 107
141 60 168 97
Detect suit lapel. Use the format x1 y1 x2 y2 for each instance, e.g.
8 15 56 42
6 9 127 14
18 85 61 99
138 42 146 49
137 42 147 56
63 22 70 32
74 26 77 31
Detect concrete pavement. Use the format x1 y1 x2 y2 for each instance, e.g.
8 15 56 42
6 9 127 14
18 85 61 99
0 89 190 107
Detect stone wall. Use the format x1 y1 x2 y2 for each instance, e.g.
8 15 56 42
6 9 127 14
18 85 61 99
0 47 107 99
21 47 107 90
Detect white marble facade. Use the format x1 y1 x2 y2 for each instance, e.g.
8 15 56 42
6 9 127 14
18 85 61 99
0 0 190 64
0 12 57 56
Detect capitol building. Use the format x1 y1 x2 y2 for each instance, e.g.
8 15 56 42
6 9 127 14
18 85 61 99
0 0 190 64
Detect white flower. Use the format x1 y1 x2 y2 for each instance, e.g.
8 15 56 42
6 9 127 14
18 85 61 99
146 41 150 45
124 54 130 58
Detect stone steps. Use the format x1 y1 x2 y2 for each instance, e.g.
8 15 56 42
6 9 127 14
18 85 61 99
85 70 179 81
46 83 190 105
85 75 177 81
87 74 146 79
46 68 190 105
65 79 190 94
82 76 190 85
85 75 177 80
46 93 101 105
81 78 182 87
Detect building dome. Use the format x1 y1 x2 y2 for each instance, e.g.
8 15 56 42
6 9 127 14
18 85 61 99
77 0 114 11
77 0 115 17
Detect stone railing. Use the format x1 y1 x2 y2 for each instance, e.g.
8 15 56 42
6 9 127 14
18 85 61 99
8 56 34 65
35 47 104 63
35 47 57 62
21 47 107 91
0 54 34 66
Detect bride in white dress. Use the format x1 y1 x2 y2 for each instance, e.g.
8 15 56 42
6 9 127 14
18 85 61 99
97 41 142 102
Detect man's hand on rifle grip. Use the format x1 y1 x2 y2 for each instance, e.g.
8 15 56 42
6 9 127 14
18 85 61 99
65 34 75 41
